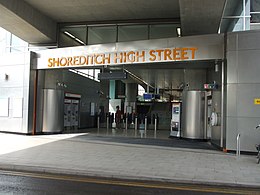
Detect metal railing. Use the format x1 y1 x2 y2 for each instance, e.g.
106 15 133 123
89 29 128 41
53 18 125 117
236 133 241 158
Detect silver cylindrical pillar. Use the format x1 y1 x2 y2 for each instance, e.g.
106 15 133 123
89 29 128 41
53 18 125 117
154 117 157 138
181 91 205 139
135 116 138 137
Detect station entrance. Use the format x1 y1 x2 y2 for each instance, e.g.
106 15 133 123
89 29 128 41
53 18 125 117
92 60 221 143
34 34 225 149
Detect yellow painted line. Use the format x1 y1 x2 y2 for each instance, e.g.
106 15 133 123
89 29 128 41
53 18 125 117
0 170 259 194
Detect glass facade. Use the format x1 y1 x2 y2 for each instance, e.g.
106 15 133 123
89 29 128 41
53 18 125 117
88 25 117 45
150 24 178 39
0 27 28 55
118 25 148 42
59 23 180 47
250 0 260 30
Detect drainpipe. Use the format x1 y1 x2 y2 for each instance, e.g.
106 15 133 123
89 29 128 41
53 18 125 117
32 70 38 135
220 60 225 148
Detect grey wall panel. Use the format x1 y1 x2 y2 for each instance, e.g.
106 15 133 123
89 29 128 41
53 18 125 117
237 50 260 83
0 53 27 66
184 69 206 90
0 65 26 88
0 118 23 133
0 53 32 134
226 30 260 152
237 84 260 117
226 84 237 117
211 126 221 146
226 51 238 84
237 31 260 50
236 117 260 151
226 117 238 151
211 90 222 146
226 32 237 51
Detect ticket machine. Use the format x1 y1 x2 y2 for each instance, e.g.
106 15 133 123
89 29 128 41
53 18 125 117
170 102 181 137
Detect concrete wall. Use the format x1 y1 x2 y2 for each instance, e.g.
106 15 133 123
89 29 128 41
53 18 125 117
226 30 260 152
0 52 31 133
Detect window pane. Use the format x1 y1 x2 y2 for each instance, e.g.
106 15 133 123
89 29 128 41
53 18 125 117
150 24 179 39
251 0 260 23
88 26 116 45
118 25 148 42
59 26 87 47
10 34 27 53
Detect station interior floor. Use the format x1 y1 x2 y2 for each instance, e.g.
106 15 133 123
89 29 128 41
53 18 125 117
63 126 218 151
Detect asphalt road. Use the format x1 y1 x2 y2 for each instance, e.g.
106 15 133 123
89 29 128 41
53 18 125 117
0 170 258 195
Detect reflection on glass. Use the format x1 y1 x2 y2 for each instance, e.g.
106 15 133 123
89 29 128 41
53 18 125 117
150 24 179 39
118 25 148 42
88 26 116 45
60 26 87 47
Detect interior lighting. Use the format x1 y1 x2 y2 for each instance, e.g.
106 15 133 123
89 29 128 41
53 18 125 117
75 38 85 45
64 31 75 39
176 27 181 37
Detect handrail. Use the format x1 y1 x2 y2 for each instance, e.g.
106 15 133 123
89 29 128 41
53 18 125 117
236 133 241 158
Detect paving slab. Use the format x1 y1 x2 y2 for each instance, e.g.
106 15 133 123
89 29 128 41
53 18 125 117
0 132 259 188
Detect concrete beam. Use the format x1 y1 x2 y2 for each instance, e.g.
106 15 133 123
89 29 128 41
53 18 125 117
0 0 56 44
180 0 226 36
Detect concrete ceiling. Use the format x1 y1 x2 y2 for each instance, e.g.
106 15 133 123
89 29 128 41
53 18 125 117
23 0 180 23
0 0 234 44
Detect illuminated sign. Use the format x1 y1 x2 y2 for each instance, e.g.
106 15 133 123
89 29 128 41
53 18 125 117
45 47 198 68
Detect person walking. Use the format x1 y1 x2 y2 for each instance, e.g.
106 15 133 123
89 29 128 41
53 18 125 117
115 106 121 129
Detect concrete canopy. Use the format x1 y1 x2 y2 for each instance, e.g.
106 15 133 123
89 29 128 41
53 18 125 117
0 0 231 44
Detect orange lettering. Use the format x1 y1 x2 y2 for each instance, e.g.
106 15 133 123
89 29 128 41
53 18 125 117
136 51 145 62
95 54 103 65
48 58 53 67
79 56 86 65
103 54 111 64
67 57 73 66
60 57 67 66
164 49 172 60
73 56 80 65
155 49 164 60
190 47 197 59
181 48 189 60
149 50 156 61
173 48 181 60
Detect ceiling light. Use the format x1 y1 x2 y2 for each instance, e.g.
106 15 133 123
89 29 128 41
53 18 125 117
75 38 85 45
64 31 75 39
176 27 181 37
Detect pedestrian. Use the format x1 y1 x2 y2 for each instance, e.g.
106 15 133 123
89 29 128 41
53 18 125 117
115 105 121 129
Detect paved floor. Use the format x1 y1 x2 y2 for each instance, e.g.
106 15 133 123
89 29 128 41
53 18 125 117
0 131 260 188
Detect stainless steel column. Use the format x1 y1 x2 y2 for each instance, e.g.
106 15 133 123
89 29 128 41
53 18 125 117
42 89 64 133
134 116 138 137
181 90 205 139
154 117 157 138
